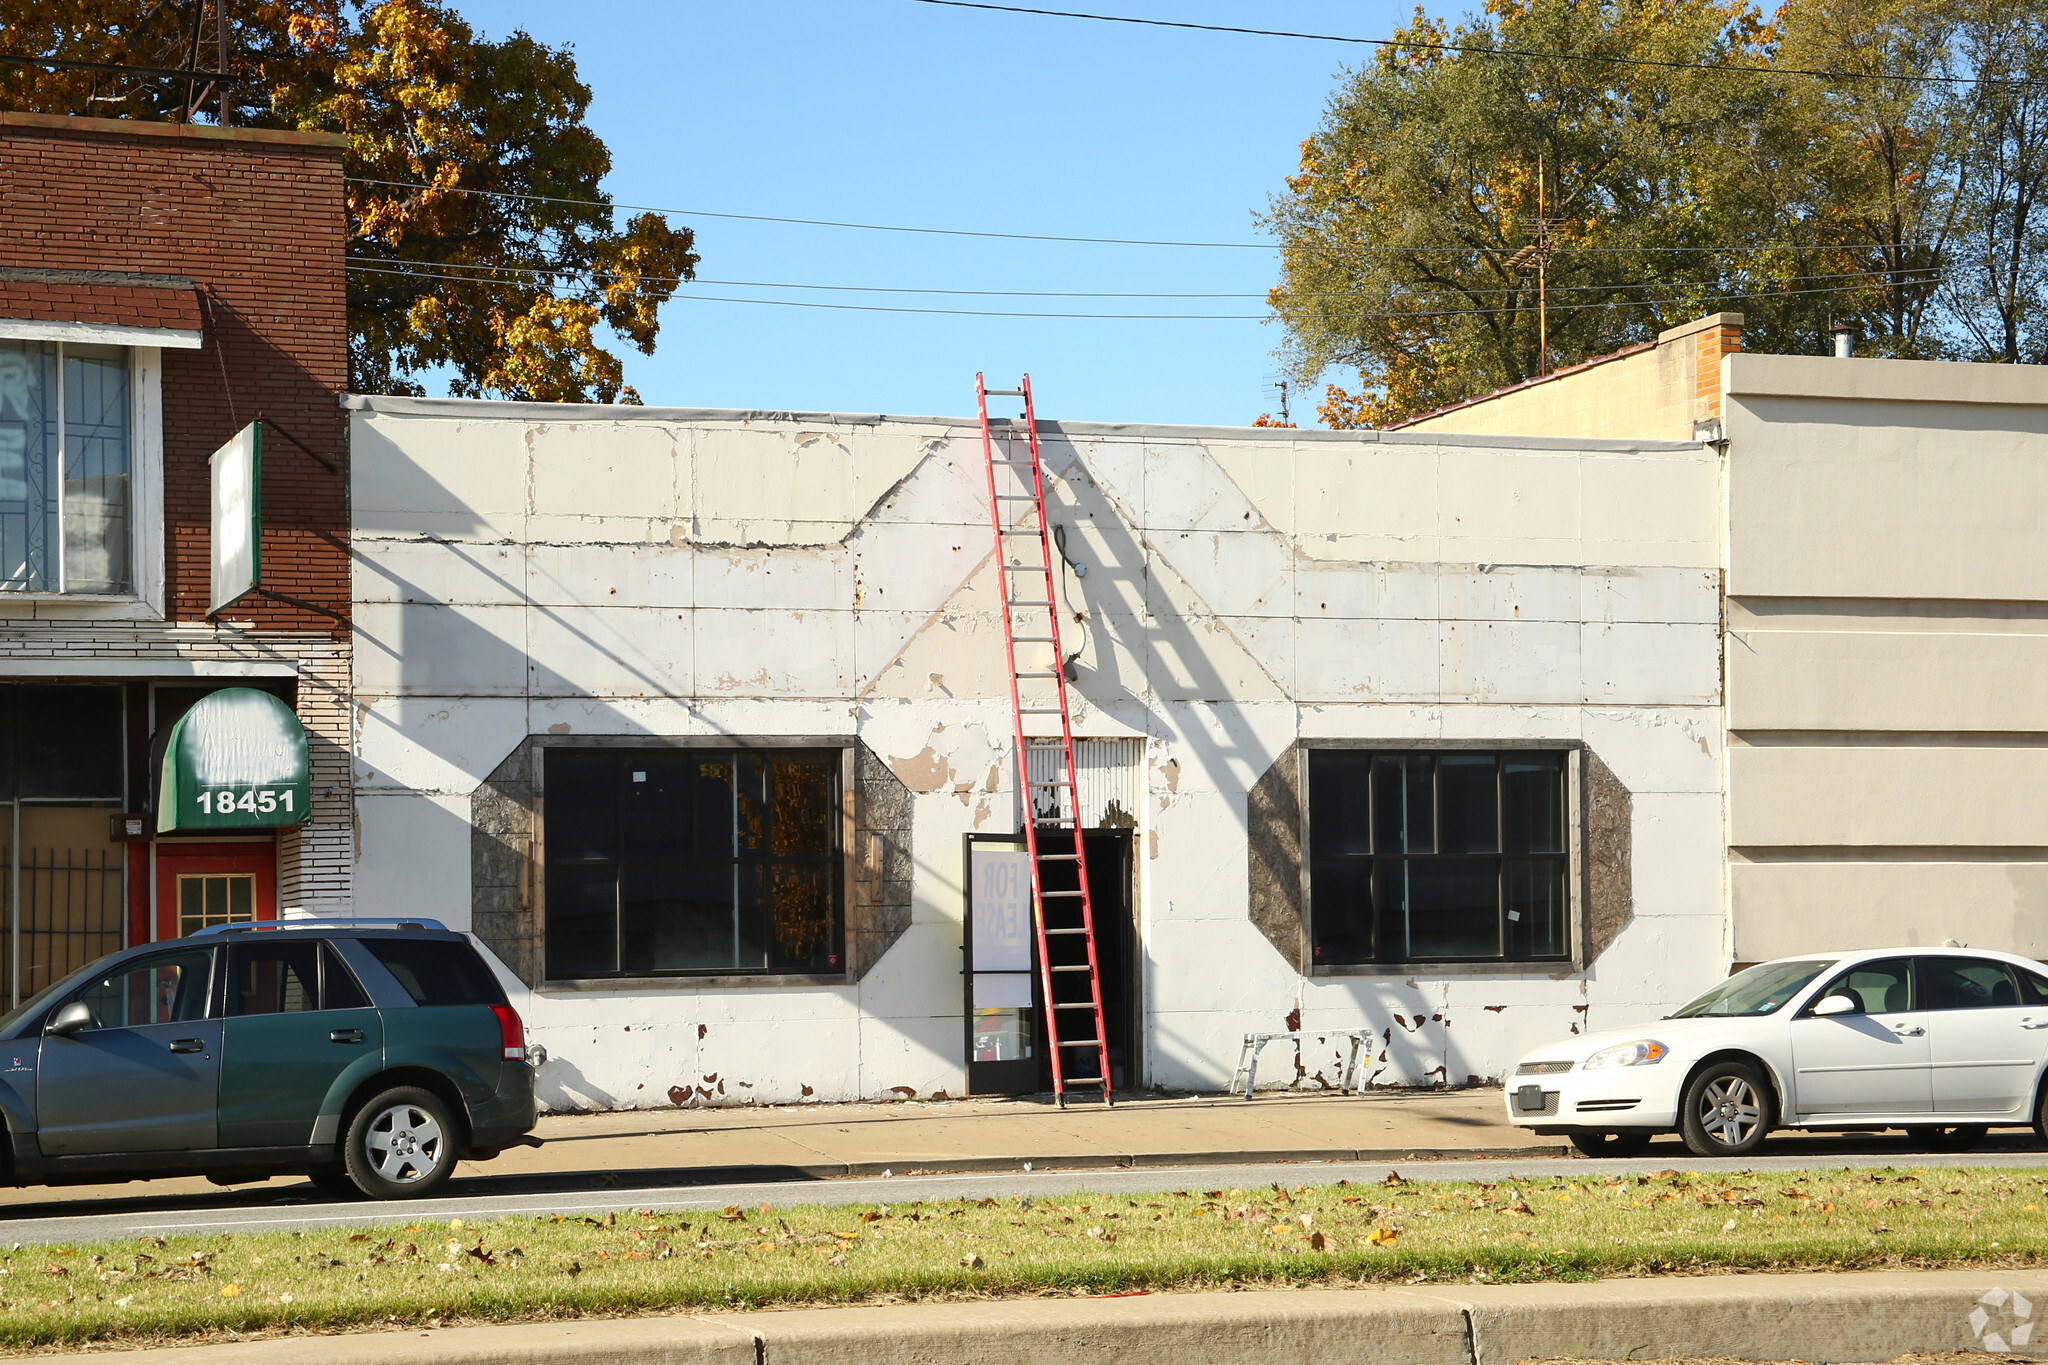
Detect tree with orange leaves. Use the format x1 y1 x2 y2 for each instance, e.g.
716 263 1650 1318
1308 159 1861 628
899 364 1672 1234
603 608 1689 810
2 1 697 402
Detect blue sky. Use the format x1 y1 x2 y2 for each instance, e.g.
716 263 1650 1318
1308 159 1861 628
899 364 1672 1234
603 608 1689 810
458 1 1416 425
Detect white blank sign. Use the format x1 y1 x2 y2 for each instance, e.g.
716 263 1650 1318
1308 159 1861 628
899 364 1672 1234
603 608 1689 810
210 421 260 614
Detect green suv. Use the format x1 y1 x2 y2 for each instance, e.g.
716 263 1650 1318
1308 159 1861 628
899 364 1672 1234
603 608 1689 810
0 919 539 1200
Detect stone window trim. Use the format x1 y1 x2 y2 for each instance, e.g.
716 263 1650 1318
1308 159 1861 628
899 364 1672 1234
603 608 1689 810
1248 739 1633 978
472 734 913 992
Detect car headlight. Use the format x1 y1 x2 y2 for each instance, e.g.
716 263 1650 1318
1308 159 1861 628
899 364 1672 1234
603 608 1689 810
1581 1039 1668 1069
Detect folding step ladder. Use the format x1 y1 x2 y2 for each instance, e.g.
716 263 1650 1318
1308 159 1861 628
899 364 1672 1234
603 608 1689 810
975 373 1112 1108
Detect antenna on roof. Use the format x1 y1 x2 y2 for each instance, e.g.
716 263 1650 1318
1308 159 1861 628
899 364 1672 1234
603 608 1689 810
1260 373 1291 426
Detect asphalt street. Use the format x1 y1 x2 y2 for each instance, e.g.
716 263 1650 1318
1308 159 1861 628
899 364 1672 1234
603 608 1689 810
6 1142 2048 1245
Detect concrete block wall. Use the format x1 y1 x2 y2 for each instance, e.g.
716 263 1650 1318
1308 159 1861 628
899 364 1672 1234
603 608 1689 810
349 398 1727 1105
1723 353 2048 962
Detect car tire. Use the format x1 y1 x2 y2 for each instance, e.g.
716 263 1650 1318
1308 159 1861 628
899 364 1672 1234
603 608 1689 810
307 1168 363 1202
1679 1060 1773 1157
342 1086 460 1199
1906 1124 1989 1152
1568 1131 1654 1158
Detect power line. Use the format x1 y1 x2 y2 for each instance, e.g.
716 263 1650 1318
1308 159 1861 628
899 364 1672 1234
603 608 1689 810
904 0 2037 89
344 176 1938 258
345 259 1941 322
348 253 1933 302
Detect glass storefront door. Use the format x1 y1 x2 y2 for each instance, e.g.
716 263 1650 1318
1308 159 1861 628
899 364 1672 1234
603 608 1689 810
964 836 1039 1095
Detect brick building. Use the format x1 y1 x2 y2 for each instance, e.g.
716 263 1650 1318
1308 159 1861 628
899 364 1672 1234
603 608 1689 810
0 112 351 1007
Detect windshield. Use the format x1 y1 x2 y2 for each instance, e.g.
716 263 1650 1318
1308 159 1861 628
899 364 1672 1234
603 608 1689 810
1669 960 1832 1018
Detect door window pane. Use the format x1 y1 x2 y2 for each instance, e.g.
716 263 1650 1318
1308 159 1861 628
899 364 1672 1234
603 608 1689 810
231 941 319 1015
1309 749 1570 964
321 943 370 1010
71 948 213 1028
544 748 843 979
1920 957 2022 1010
1828 959 1914 1014
178 873 255 937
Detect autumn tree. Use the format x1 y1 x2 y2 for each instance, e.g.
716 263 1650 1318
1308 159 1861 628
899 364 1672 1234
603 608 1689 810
1 0 696 402
1266 0 2048 426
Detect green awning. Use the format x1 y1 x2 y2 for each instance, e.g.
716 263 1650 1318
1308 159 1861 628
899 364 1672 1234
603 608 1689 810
156 688 311 831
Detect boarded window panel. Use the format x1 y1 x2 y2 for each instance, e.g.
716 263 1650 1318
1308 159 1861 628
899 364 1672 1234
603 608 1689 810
1503 755 1566 854
621 750 695 861
1437 754 1499 855
1406 858 1500 959
763 861 836 971
545 747 842 980
1505 856 1568 958
768 758 835 858
620 862 739 973
545 864 619 978
14 686 122 800
546 750 618 862
1309 858 1373 965
1308 751 1372 858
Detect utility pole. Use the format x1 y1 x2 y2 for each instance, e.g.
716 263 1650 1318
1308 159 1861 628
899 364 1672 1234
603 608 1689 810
1505 154 1557 381
217 0 231 127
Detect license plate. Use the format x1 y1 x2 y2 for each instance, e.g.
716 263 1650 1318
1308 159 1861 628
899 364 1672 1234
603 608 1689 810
1516 1085 1546 1112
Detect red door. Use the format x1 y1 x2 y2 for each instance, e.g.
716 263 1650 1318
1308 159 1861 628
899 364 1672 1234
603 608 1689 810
153 844 278 943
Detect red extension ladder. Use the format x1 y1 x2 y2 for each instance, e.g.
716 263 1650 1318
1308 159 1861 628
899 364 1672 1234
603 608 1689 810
974 374 1112 1108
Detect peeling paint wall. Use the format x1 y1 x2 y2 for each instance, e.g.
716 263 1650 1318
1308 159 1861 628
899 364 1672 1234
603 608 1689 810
349 397 1726 1104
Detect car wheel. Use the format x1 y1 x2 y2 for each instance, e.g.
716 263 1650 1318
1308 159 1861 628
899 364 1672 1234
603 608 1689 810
1679 1061 1772 1157
1906 1124 1989 1152
342 1086 460 1199
1568 1131 1654 1158
307 1168 362 1202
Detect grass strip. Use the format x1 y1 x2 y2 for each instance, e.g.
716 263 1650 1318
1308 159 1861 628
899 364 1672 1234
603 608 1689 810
5 1163 2047 1351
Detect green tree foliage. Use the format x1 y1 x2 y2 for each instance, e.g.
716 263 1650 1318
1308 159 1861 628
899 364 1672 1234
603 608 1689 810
1267 0 2048 426
1 1 697 402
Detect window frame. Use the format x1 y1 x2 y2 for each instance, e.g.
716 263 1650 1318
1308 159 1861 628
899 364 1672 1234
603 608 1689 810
1299 740 1584 976
534 737 857 990
0 339 163 617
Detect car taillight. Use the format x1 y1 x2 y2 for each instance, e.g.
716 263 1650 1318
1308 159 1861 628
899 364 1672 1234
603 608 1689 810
490 1004 526 1061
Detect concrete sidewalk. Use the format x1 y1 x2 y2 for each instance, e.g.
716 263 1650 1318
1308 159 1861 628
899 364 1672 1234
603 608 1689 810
70 1269 2048 1363
514 1086 1558 1177
0 1086 1560 1209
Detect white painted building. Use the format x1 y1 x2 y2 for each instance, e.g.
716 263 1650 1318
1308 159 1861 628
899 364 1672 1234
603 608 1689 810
346 395 1724 1107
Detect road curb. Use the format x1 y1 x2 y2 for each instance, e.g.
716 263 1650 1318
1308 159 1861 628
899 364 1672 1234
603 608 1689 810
65 1269 2048 1364
823 1146 1571 1178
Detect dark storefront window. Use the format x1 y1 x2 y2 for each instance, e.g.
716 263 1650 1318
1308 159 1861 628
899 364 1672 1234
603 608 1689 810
543 748 843 979
0 685 125 1003
1308 750 1569 966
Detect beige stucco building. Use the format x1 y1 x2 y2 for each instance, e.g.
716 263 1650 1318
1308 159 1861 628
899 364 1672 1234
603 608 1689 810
1403 317 2048 964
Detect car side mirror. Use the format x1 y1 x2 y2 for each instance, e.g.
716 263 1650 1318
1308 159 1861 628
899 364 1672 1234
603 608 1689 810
1812 993 1860 1018
45 1001 92 1037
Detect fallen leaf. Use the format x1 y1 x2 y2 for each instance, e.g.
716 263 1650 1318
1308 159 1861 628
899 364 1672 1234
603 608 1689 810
218 1284 241 1298
1721 1218 1738 1232
961 1254 984 1269
1368 1226 1399 1247
1309 1231 1328 1252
